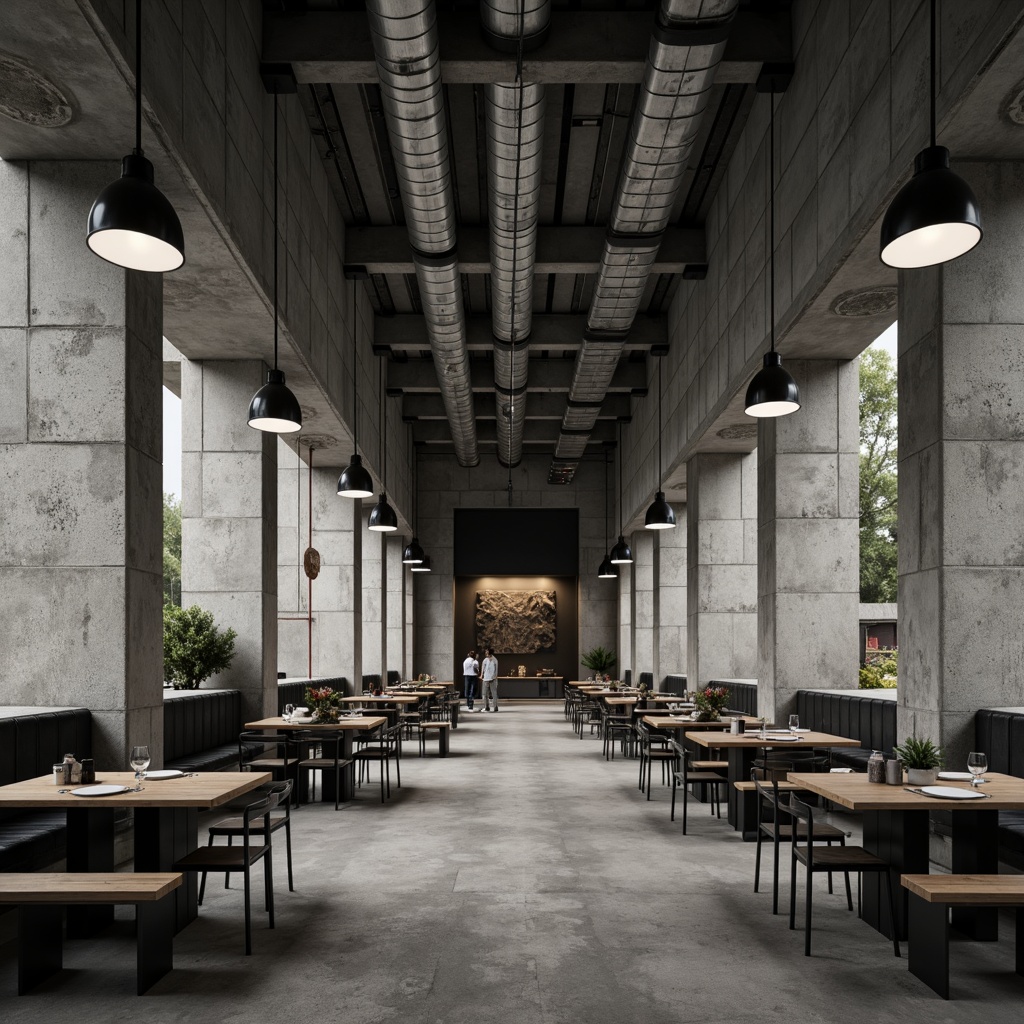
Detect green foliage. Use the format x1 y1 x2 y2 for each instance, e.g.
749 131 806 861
305 686 345 722
859 666 897 689
163 493 182 607
893 735 943 770
859 348 898 602
163 604 236 690
581 646 616 673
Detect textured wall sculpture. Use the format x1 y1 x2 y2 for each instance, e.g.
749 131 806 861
475 590 556 653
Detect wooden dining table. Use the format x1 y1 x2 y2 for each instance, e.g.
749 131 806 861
0 770 270 935
245 715 388 802
687 729 861 839
787 770 1024 941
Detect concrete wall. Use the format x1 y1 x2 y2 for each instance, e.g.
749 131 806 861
655 517 688 682
414 454 617 680
630 531 655 678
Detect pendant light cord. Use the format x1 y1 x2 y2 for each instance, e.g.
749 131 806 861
769 85 775 355
134 0 143 154
657 358 663 481
273 92 280 372
604 449 610 550
507 0 527 502
929 0 936 148
379 356 386 492
617 421 624 534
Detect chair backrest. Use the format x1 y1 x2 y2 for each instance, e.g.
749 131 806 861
238 730 291 768
787 793 816 851
751 766 792 822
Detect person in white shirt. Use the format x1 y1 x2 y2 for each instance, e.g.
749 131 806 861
462 650 480 711
480 648 499 712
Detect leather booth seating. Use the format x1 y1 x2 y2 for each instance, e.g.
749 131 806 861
661 674 687 694
974 708 1024 870
163 690 259 773
796 689 896 770
387 670 401 687
362 673 382 692
637 672 654 689
0 708 92 871
276 677 348 713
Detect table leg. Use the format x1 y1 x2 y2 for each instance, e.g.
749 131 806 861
725 748 758 838
862 809 929 940
438 729 449 757
134 807 198 934
907 894 950 998
450 703 459 729
136 894 175 994
65 807 114 937
950 809 998 940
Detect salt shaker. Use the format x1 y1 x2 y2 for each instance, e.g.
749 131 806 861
867 749 886 784
885 758 903 785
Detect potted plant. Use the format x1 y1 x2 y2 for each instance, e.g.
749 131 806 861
581 646 616 677
163 604 237 690
893 736 943 785
693 685 730 722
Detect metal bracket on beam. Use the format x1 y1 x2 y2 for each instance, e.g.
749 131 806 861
755 63 795 93
260 62 298 94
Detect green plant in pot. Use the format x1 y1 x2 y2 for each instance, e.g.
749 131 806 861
581 646 616 677
892 736 943 786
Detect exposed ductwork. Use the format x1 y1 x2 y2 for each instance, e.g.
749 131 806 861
483 0 549 468
550 0 739 483
365 0 478 466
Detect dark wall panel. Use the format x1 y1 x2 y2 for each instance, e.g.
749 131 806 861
454 508 579 575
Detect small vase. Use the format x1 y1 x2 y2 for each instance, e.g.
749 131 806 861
695 710 718 722
906 768 938 786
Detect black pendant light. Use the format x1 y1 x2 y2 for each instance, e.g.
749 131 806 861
248 90 302 434
337 345 374 497
645 356 677 529
610 422 633 564
368 356 398 532
745 84 800 419
87 0 184 272
403 447 425 563
598 447 618 578
411 556 432 573
880 0 981 268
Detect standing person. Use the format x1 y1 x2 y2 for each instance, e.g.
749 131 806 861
462 649 480 712
480 648 500 712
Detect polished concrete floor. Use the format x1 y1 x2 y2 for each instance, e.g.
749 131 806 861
2 703 1022 1020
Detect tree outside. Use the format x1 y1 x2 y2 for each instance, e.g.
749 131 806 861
859 346 898 603
163 493 182 607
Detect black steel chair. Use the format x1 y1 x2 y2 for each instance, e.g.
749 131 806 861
354 721 402 802
637 721 677 799
238 730 299 805
669 738 726 831
297 734 353 810
752 768 847 914
175 788 279 955
788 793 900 957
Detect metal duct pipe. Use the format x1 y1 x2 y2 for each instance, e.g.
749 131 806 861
366 0 478 466
483 0 549 468
555 0 738 474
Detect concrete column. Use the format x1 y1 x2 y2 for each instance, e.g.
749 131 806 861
361 527 385 680
655 514 688 685
631 531 655 677
898 163 1024 767
686 452 758 686
757 360 860 722
403 561 414 680
0 160 163 766
386 535 405 680
277 443 361 688
181 359 277 725
617 564 633 680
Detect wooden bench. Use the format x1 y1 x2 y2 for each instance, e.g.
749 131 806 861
418 722 451 757
901 874 1024 998
733 780 803 792
0 873 182 994
692 760 728 771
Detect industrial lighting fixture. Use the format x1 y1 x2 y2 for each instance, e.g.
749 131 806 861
337 344 374 497
403 447 425 563
879 0 981 268
86 0 184 272
247 89 302 433
598 448 618 578
644 356 677 530
368 356 397 532
411 556 432 573
745 82 800 419
610 422 633 564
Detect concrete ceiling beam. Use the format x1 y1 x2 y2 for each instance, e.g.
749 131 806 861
402 392 631 421
375 313 665 353
388 358 646 394
345 225 704 276
265 9 791 85
413 420 615 444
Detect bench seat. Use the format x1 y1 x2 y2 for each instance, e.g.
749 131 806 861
902 873 1024 998
0 872 182 995
0 811 68 872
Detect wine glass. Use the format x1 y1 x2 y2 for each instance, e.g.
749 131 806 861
967 751 987 787
789 715 800 732
130 745 150 791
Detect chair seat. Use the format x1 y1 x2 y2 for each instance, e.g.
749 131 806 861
674 771 728 785
248 757 299 769
795 845 886 870
354 746 389 757
647 750 677 761
175 844 269 871
760 821 845 840
299 757 354 769
210 813 288 835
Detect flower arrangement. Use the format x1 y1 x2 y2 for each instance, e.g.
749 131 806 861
305 685 345 723
693 685 730 721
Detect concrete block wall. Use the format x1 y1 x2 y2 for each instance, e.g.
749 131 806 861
655 518 688 683
630 531 656 679
414 454 617 680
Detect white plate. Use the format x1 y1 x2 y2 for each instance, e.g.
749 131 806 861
145 770 185 780
917 785 989 800
71 784 130 797
937 771 987 783
760 734 799 742
791 727 811 733
291 716 314 724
